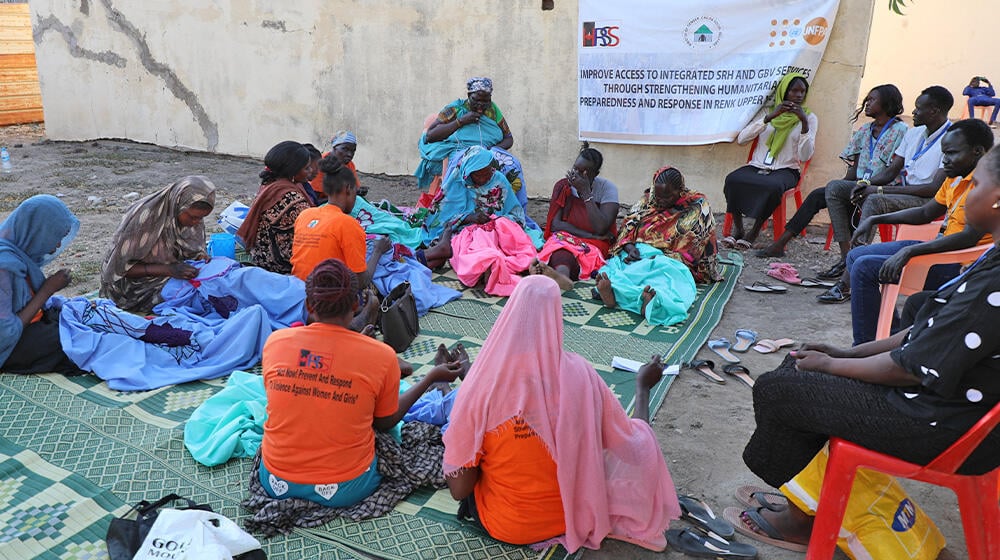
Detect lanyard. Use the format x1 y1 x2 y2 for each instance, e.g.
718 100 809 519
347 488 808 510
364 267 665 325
937 246 993 291
864 118 896 176
910 121 950 163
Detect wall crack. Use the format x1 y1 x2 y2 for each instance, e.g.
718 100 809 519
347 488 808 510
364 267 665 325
33 15 127 68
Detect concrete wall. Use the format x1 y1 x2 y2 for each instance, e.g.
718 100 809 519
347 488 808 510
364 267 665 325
31 0 875 208
862 0 998 123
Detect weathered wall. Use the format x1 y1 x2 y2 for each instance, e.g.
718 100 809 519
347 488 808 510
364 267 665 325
862 0 998 122
31 0 875 208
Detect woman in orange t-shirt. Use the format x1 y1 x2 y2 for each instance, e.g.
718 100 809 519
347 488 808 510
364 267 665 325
259 258 462 507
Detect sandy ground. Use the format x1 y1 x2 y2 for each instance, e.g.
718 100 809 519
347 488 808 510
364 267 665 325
0 124 966 559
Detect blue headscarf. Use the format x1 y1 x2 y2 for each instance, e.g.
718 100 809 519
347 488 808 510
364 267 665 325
0 195 79 364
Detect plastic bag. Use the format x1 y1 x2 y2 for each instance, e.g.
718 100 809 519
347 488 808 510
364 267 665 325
134 508 262 560
781 445 946 560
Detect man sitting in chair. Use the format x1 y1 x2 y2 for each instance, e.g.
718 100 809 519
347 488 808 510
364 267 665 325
963 76 1000 127
818 119 994 346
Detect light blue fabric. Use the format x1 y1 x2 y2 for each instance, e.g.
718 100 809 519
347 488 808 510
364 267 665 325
414 99 505 189
351 196 424 249
58 296 270 391
0 195 79 365
597 243 698 326
155 257 307 329
421 146 526 245
403 388 457 433
184 370 267 467
369 240 461 316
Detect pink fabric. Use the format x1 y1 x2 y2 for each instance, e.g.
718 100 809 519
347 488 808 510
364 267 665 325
443 276 680 552
448 216 536 297
537 232 608 279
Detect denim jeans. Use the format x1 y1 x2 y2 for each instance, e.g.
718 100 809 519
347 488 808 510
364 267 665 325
846 240 960 345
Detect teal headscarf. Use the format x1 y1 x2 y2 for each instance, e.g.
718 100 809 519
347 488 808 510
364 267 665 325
766 73 811 158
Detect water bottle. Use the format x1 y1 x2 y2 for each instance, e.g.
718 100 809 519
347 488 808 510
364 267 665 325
0 147 11 174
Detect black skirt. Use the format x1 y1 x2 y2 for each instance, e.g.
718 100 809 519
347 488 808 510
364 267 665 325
723 165 800 219
2 307 85 375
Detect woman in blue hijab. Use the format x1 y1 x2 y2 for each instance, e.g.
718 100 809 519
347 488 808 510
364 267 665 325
0 195 83 374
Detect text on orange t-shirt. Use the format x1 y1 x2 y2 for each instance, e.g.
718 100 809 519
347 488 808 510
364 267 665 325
290 204 367 281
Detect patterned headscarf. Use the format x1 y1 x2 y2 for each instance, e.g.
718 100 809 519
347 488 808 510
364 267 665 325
466 77 493 94
330 130 357 148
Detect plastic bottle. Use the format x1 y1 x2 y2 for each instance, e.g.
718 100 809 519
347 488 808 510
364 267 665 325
0 147 11 174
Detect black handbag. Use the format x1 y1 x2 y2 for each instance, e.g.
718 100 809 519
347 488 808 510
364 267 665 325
380 281 419 353
106 493 212 560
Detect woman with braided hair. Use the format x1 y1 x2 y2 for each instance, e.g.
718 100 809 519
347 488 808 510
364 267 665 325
259 258 462 507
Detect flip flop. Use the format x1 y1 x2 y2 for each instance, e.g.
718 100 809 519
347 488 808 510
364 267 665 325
765 265 801 285
720 236 737 249
684 359 726 384
732 329 758 353
752 338 796 354
722 507 808 553
735 485 789 512
743 281 787 294
707 338 740 364
723 364 755 388
665 528 757 559
799 277 836 288
678 495 735 538
734 239 753 250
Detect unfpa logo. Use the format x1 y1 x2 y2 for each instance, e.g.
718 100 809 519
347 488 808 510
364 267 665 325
803 17 829 45
582 21 620 47
299 349 325 369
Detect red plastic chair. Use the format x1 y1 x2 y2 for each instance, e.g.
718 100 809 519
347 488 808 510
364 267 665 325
722 138 810 240
823 223 897 251
807 399 1000 559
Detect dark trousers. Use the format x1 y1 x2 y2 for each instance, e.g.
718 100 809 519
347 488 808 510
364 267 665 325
784 186 827 235
742 358 1000 488
2 308 84 375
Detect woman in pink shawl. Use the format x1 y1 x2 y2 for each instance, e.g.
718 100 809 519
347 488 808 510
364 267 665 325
442 275 680 552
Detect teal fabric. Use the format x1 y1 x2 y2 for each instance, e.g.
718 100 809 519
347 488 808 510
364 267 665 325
414 99 504 189
259 455 382 508
351 196 424 249
598 243 697 326
184 370 267 467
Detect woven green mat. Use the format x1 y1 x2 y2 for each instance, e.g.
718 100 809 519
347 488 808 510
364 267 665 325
0 251 742 560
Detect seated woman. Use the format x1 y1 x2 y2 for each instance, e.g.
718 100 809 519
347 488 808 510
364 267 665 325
422 146 534 295
0 195 83 375
300 143 323 206
237 141 315 273
259 258 462 508
723 72 818 248
532 143 619 290
443 276 680 552
100 176 215 312
415 77 515 190
727 145 1000 550
594 166 716 326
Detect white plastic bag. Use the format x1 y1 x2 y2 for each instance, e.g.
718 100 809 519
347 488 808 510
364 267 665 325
133 508 261 560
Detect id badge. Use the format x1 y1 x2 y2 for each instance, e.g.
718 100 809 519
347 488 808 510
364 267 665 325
762 151 775 166
862 170 873 181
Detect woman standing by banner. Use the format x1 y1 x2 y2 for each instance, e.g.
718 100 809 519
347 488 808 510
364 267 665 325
722 73 818 248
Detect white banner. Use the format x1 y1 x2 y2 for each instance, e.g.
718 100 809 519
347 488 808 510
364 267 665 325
578 0 841 145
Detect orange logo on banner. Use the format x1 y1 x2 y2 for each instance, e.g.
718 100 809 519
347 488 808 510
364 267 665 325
803 17 828 45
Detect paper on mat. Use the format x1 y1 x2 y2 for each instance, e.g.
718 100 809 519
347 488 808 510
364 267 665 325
611 356 679 376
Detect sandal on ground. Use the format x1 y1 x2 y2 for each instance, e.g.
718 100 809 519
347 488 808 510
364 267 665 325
765 264 801 285
666 528 757 559
799 277 836 288
707 338 740 364
734 239 753 250
684 359 726 384
752 338 796 354
721 236 737 249
816 281 850 304
735 485 789 512
743 281 787 294
723 364 754 388
678 495 735 539
817 261 846 279
732 329 758 353
722 507 808 553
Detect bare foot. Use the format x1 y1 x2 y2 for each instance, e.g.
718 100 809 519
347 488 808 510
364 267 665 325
450 342 471 379
596 272 617 308
434 343 450 365
398 357 414 379
740 506 813 546
529 258 574 291
640 285 656 317
754 242 785 258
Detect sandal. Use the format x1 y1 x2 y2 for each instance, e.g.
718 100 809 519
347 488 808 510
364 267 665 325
752 338 796 354
799 277 836 288
765 263 801 285
743 281 787 294
734 239 753 250
723 364 754 388
722 507 808 553
735 485 789 512
666 528 757 559
678 495 735 538
720 236 737 249
732 329 758 353
817 261 846 280
707 338 740 364
684 359 726 384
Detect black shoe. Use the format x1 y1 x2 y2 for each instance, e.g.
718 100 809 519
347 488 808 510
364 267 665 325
817 281 850 304
817 261 846 280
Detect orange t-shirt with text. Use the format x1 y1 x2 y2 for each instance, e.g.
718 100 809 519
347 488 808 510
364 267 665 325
468 416 566 545
290 204 367 281
261 323 400 483
310 158 360 202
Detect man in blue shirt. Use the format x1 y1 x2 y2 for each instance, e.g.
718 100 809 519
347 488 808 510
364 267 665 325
963 76 1000 126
